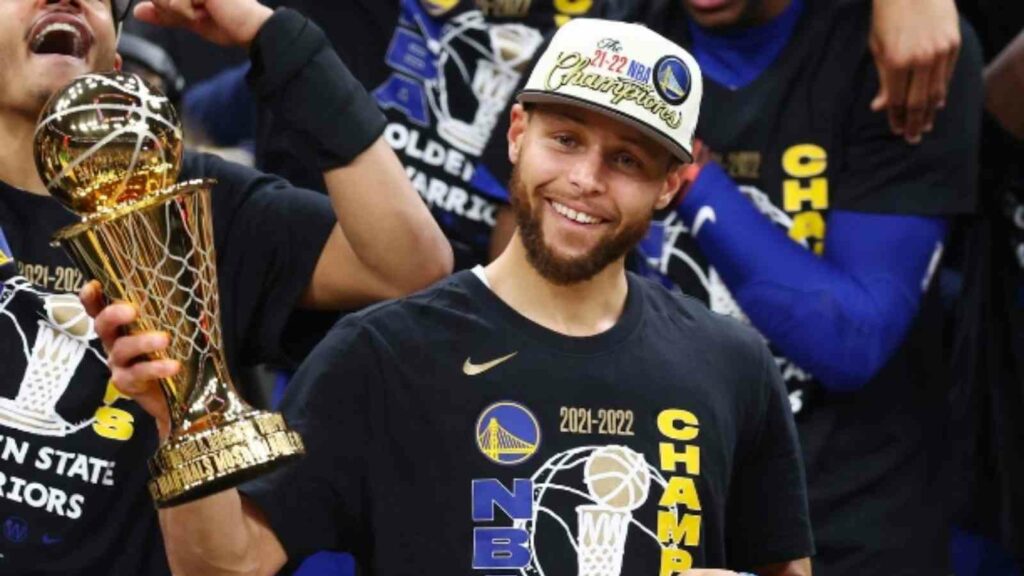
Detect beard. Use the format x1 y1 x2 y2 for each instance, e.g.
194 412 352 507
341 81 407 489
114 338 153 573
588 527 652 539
509 167 652 286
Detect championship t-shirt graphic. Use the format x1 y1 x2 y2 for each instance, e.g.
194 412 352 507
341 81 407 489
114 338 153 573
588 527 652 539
373 0 543 266
470 401 705 575
0 254 159 573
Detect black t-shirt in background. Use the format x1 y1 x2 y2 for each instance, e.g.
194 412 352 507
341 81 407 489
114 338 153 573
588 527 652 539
0 152 334 575
243 270 814 574
951 2 1024 564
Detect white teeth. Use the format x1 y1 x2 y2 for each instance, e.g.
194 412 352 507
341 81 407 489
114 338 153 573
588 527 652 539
31 22 83 54
551 201 601 225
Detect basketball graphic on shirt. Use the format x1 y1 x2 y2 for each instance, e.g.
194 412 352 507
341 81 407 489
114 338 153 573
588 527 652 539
44 294 94 338
0 277 105 437
34 72 183 215
584 445 651 511
508 446 687 576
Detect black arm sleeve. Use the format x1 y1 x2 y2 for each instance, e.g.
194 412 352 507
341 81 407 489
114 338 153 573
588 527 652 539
833 18 984 216
239 317 378 564
193 152 335 372
247 8 388 171
726 341 815 569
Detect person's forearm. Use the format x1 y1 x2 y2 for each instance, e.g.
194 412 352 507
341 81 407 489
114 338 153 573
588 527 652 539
323 138 453 294
985 29 1024 139
248 9 453 300
677 164 945 391
159 490 265 576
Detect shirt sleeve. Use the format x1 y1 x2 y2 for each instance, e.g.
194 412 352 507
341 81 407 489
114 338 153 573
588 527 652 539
725 340 814 569
832 18 983 216
239 317 378 564
191 152 336 372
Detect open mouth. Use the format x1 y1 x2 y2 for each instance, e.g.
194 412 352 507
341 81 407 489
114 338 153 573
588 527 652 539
29 14 92 59
549 199 606 226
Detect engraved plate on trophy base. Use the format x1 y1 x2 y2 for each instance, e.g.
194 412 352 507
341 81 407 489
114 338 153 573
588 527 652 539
148 410 304 507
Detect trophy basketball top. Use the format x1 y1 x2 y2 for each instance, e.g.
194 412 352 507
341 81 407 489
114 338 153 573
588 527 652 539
34 71 183 216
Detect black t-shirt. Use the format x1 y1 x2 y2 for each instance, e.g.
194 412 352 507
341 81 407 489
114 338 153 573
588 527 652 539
0 152 334 575
260 0 603 270
952 3 1024 564
600 0 982 574
243 270 814 574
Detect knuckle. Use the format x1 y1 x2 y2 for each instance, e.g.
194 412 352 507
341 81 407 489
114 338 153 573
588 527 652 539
111 369 135 394
890 53 914 68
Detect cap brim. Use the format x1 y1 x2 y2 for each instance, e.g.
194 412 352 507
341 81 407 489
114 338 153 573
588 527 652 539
517 90 693 164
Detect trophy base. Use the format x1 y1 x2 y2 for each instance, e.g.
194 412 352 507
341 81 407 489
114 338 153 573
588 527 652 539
148 411 304 508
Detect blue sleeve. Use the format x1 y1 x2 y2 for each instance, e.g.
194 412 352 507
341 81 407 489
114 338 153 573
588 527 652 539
678 162 948 391
182 63 256 147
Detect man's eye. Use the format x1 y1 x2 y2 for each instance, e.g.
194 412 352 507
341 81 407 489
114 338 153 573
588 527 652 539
615 154 641 169
553 134 576 147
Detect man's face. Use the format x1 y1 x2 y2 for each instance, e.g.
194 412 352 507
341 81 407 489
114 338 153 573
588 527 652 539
506 103 684 285
0 0 119 116
681 0 766 29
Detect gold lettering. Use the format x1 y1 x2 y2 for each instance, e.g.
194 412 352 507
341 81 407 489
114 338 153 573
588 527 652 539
657 409 699 442
783 178 828 212
790 212 826 255
658 511 702 546
92 406 135 441
545 52 683 129
658 476 702 511
659 442 700 476
660 547 693 575
782 144 827 178
554 0 592 15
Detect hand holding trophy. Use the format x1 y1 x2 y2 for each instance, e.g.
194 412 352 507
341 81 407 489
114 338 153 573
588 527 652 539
36 72 304 507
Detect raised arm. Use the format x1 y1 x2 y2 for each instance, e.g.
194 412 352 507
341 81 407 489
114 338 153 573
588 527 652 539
137 0 453 312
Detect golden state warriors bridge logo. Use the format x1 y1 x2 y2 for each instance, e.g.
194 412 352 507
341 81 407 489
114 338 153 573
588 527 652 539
654 56 691 106
475 402 540 465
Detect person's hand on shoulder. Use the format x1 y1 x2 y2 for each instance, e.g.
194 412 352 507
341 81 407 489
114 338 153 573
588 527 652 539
80 280 177 440
133 0 274 47
869 0 960 144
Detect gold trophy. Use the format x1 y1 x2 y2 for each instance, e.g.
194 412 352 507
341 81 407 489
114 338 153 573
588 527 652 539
35 72 304 507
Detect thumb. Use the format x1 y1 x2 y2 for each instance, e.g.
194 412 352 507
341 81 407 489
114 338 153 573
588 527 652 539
132 1 191 29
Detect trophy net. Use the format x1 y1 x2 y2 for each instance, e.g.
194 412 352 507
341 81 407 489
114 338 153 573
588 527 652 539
54 180 304 507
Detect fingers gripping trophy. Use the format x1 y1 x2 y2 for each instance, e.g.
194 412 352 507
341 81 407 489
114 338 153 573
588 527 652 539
34 72 304 507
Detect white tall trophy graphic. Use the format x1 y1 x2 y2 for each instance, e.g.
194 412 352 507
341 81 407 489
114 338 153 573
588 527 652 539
576 446 652 576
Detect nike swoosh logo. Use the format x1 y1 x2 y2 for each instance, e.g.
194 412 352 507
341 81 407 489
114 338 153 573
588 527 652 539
692 206 717 237
463 352 518 376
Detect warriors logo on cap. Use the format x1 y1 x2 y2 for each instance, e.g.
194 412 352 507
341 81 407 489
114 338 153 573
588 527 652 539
654 56 691 105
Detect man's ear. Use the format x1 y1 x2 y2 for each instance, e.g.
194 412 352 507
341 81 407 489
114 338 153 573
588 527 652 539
114 53 123 72
507 103 529 166
655 162 689 210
